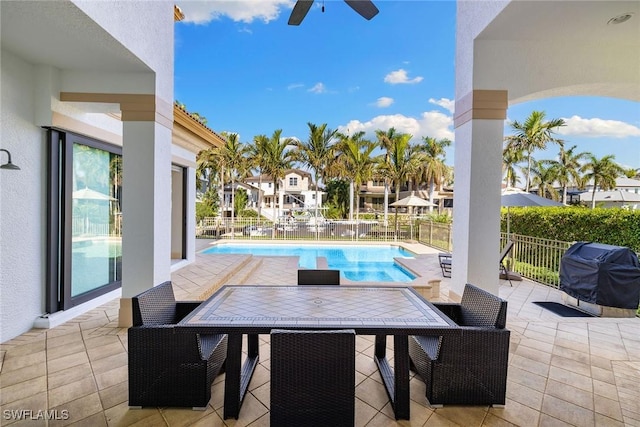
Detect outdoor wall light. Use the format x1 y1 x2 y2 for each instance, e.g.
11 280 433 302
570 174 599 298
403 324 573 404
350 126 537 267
0 149 20 170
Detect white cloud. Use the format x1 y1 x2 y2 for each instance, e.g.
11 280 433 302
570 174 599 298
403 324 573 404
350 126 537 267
375 97 394 108
308 82 327 94
337 110 454 142
558 115 640 138
384 69 423 85
177 0 293 24
287 83 304 90
428 97 455 114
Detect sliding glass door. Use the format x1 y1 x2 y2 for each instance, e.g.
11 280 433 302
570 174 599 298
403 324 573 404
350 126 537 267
47 130 122 312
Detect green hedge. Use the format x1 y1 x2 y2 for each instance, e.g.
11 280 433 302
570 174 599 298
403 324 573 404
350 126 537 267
501 207 640 253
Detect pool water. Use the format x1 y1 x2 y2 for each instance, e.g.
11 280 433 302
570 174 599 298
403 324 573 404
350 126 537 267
201 244 416 282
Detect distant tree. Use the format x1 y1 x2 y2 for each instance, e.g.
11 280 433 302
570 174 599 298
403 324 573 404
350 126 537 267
416 136 451 210
376 133 421 231
545 144 591 204
248 134 270 220
502 139 524 188
624 167 640 179
580 154 625 209
233 188 248 216
324 178 350 219
262 130 295 224
530 160 560 201
505 111 565 192
335 131 377 224
220 133 249 222
375 127 401 222
293 122 337 227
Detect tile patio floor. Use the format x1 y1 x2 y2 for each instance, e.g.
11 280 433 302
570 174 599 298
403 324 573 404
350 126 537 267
1 240 639 426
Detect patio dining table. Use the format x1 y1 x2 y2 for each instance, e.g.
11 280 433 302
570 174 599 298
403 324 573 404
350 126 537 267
177 285 459 420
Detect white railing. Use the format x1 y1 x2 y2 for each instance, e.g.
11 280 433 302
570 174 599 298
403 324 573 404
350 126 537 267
196 217 412 242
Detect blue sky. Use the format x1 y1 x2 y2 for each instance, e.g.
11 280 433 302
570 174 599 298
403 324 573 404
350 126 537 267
174 0 640 173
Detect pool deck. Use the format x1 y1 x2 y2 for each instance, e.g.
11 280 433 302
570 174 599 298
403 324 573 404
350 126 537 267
1 239 639 426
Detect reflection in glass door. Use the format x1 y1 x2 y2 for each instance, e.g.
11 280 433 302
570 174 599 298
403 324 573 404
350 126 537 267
71 144 122 297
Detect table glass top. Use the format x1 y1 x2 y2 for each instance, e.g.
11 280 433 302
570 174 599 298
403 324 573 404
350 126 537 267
182 286 452 328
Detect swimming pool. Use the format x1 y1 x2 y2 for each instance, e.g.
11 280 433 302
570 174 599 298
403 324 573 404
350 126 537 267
201 244 416 282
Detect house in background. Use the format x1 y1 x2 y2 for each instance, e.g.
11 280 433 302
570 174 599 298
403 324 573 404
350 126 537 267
244 169 324 220
564 177 640 206
0 2 223 341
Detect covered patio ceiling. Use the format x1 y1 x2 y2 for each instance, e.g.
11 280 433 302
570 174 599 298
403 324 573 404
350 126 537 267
470 0 640 103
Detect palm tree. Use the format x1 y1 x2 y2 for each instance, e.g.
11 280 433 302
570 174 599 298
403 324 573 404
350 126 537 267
293 123 337 228
505 111 565 192
375 128 400 224
546 144 591 204
580 154 625 209
248 134 270 220
220 133 249 223
262 130 295 224
530 160 560 201
377 133 421 231
336 131 377 228
416 136 451 210
502 139 524 188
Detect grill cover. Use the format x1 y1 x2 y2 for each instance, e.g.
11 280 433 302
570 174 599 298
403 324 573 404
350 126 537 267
560 242 640 309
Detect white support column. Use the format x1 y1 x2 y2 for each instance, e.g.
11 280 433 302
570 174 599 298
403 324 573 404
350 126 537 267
451 90 507 299
118 120 172 326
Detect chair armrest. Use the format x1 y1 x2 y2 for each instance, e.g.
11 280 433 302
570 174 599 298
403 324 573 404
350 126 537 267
175 301 202 322
198 333 228 361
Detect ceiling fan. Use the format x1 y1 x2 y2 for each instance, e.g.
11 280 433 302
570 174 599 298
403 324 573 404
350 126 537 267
288 0 379 25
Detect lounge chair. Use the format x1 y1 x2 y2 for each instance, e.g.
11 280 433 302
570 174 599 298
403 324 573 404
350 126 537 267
438 241 515 285
409 283 510 406
128 281 227 409
297 269 341 285
270 329 355 426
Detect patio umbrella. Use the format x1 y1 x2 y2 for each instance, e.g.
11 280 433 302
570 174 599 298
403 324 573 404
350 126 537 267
390 192 437 238
72 187 116 201
390 193 437 209
72 187 116 234
501 187 563 237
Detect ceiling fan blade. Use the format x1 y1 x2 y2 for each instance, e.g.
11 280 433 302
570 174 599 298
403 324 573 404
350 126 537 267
288 0 314 25
344 0 379 20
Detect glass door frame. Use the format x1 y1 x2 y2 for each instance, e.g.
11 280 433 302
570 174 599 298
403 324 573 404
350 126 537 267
46 129 122 313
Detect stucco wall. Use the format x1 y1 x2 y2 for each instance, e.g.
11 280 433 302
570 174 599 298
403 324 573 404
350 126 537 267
455 1 508 98
72 0 174 102
0 49 47 342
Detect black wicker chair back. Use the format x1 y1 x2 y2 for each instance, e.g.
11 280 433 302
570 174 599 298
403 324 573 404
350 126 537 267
297 269 340 285
128 281 227 409
270 329 355 427
459 283 508 329
132 281 177 326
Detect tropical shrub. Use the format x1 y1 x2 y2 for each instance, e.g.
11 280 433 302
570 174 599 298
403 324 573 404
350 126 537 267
501 206 640 253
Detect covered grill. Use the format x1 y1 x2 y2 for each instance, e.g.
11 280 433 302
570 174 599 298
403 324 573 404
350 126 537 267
560 242 640 310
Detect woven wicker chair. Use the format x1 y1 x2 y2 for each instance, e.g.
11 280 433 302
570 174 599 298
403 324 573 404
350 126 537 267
128 281 227 409
270 329 355 427
409 283 510 406
297 269 341 285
